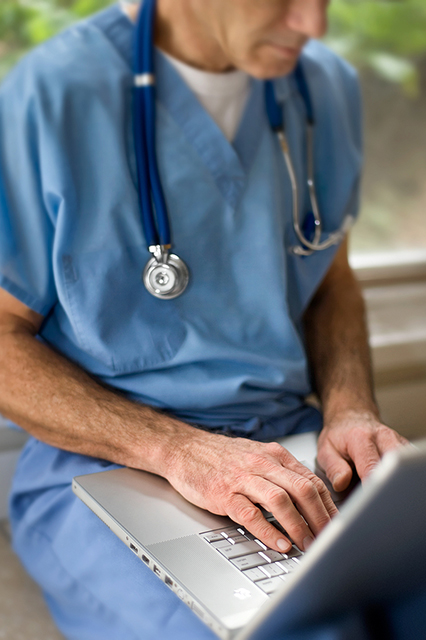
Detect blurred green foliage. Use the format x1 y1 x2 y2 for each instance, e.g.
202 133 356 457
1 1 425 255
327 0 426 95
0 0 426 94
0 0 114 79
1 0 425 90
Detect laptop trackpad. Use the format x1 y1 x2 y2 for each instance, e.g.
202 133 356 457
76 467 233 545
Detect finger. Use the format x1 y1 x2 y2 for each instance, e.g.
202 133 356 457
225 493 293 553
274 470 335 536
277 454 339 518
375 427 409 455
317 438 354 492
267 443 338 517
347 436 381 481
244 476 318 551
256 468 334 536
300 470 339 519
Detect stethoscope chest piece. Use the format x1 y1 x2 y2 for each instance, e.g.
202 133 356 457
143 250 189 300
134 0 351 302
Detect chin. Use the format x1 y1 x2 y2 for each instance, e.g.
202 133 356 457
245 58 298 80
238 42 303 80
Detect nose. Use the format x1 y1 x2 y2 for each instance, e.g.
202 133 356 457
285 0 328 39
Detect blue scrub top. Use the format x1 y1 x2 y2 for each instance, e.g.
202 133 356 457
0 5 362 438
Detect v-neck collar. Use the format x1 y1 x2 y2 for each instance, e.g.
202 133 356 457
92 5 294 209
155 54 293 206
156 50 251 209
233 78 265 175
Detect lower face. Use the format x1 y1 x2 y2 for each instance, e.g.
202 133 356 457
245 39 309 79
207 0 328 79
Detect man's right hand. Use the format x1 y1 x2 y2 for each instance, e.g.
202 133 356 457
0 287 337 553
165 428 338 553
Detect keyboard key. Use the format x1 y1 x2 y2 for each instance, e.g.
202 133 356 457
211 539 232 550
227 535 248 544
203 532 224 543
259 550 285 563
253 539 267 550
259 562 285 578
242 567 268 582
220 528 242 538
280 573 291 582
277 558 299 573
240 530 255 541
283 546 303 559
231 553 268 571
257 577 283 594
219 541 265 559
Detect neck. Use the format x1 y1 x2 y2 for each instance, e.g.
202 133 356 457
123 0 234 73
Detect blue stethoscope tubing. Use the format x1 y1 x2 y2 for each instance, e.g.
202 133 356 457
134 0 189 298
133 0 353 297
133 0 169 247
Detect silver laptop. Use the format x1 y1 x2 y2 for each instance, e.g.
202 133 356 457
72 432 426 639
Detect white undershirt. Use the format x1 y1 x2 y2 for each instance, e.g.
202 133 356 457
121 2 250 141
162 52 251 142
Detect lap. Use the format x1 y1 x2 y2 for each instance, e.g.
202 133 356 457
9 438 426 640
9 438 216 640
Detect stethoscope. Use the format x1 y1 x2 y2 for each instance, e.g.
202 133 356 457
133 0 353 299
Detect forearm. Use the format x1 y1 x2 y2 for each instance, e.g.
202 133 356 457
303 243 408 490
303 250 379 424
0 327 340 552
0 329 194 475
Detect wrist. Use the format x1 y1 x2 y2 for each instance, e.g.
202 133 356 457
322 406 381 430
107 401 189 476
158 421 217 481
127 411 205 478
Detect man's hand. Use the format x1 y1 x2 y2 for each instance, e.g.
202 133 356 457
0 288 338 554
304 237 409 496
317 411 409 492
165 429 338 553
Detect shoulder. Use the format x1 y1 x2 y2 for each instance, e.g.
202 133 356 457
299 40 361 124
0 6 130 116
301 39 359 91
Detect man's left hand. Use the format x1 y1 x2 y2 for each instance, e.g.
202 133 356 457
317 412 409 492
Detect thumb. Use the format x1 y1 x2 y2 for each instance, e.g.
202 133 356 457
317 439 353 492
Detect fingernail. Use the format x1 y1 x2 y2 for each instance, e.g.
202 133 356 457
303 536 314 551
277 538 292 552
332 473 343 488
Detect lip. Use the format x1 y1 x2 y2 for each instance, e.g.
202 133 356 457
268 42 303 59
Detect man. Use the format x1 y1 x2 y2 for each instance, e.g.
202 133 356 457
0 0 408 638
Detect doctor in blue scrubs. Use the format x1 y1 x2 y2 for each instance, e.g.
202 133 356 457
0 0 411 638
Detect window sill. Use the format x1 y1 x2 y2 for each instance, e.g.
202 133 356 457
350 250 426 288
364 281 426 380
348 251 426 386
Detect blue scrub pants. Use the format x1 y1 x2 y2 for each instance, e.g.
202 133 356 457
9 438 426 640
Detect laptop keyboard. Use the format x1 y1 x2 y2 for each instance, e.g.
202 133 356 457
201 521 304 596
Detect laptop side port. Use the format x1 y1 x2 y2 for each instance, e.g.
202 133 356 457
165 575 173 587
129 542 138 554
141 555 150 565
192 602 205 621
153 565 161 577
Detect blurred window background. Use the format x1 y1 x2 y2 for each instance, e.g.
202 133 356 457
0 0 425 258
